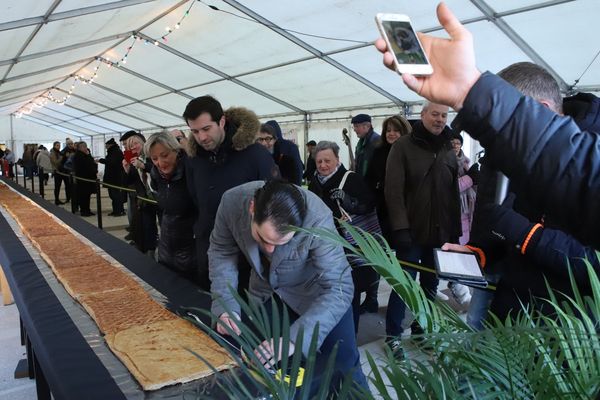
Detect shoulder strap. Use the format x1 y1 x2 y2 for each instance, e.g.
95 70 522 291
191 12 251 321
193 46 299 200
337 170 353 222
338 170 353 190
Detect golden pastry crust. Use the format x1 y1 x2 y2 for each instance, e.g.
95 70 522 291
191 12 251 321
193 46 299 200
0 182 235 391
79 287 177 335
105 319 236 391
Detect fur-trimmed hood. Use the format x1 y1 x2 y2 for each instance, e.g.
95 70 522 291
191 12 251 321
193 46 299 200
188 106 260 157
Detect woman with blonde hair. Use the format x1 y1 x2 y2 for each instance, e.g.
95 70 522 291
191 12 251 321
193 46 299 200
145 132 197 281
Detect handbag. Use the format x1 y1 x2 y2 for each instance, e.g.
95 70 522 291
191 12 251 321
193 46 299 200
336 170 383 246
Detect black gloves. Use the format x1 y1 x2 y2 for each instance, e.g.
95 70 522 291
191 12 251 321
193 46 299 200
330 188 370 215
466 163 480 185
329 188 345 202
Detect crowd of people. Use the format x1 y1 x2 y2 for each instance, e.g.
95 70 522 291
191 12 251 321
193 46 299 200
3 3 599 395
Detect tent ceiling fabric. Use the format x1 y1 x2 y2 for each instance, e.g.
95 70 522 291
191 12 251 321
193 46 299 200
0 0 598 136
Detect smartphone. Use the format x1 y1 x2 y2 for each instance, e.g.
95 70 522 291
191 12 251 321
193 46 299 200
123 149 138 164
433 248 486 288
375 13 433 75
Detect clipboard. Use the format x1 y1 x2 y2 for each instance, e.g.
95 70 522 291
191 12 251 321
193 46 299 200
433 248 488 288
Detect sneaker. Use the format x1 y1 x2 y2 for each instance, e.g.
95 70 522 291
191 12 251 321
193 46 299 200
410 323 433 352
359 299 379 314
385 338 405 361
436 290 449 301
449 282 472 305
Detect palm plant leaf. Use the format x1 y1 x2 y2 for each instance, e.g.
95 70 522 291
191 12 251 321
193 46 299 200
184 223 600 399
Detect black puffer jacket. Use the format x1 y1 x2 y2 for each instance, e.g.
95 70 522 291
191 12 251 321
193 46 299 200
150 151 196 276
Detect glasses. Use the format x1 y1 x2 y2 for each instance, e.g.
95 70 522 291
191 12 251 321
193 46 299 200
256 136 275 143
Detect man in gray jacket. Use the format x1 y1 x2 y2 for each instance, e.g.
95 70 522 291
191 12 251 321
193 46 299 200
208 180 368 394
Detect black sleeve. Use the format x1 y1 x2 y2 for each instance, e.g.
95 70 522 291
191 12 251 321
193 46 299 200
454 72 600 248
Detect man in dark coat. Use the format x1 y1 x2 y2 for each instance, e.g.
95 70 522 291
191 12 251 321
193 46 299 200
72 142 98 217
384 102 461 357
352 113 380 177
99 138 126 216
264 119 303 185
184 95 277 290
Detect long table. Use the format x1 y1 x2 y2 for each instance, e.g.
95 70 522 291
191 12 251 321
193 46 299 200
0 177 244 399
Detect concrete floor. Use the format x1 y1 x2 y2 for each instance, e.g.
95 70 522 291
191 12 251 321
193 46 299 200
0 303 36 400
1 177 469 398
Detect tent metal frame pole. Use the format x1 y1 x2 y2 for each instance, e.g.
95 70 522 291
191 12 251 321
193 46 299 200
20 114 71 132
222 0 404 107
2 58 95 84
1 0 63 82
135 32 305 114
23 1 190 117
64 95 172 128
0 33 132 67
10 114 15 152
89 82 184 120
469 0 569 92
0 77 65 99
29 110 105 137
53 88 163 129
0 0 156 33
303 113 309 164
31 107 120 134
571 85 600 93
111 65 193 100
62 103 133 133
0 89 54 108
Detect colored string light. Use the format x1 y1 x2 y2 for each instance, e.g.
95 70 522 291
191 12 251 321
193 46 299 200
14 0 196 118
161 0 195 42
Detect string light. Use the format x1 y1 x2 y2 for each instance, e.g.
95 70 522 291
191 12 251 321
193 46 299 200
161 0 196 42
13 0 197 118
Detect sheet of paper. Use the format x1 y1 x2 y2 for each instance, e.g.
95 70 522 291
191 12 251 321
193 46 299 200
436 251 483 278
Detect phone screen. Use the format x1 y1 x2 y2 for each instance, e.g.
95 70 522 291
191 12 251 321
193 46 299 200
381 20 428 65
434 249 483 278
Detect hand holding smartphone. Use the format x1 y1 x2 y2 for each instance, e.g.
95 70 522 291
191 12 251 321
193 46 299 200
123 149 138 164
375 13 433 76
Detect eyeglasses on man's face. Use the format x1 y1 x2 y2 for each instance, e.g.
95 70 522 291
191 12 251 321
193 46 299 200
256 136 275 143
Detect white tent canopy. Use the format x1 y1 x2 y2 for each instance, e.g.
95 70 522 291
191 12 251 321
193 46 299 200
0 0 598 161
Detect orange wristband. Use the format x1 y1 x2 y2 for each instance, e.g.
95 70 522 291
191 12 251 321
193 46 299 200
521 223 543 255
465 245 486 269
